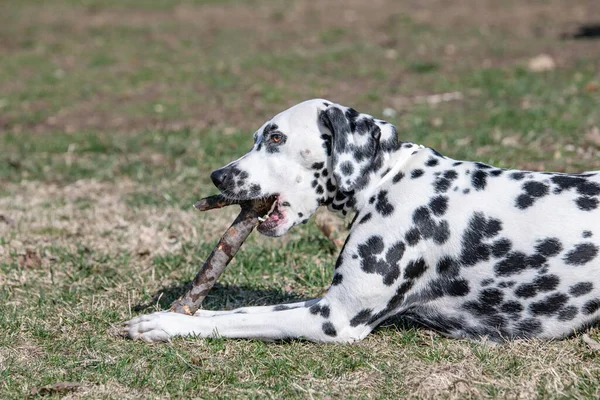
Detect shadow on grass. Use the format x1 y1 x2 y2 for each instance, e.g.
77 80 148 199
133 282 308 313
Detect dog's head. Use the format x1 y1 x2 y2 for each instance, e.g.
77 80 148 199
210 99 400 236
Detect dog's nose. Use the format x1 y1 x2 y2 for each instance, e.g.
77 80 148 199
210 169 228 188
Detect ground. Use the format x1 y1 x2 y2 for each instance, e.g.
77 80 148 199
1 0 600 398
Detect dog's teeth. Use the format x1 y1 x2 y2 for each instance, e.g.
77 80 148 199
258 216 266 222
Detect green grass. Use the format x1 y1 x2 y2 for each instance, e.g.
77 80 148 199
1 0 600 398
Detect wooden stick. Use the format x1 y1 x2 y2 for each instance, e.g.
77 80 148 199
170 194 275 315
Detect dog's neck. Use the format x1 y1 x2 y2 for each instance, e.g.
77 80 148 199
327 141 429 215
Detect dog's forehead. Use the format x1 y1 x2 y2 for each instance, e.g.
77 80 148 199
257 99 330 138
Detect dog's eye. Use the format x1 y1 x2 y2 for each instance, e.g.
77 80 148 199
271 134 283 143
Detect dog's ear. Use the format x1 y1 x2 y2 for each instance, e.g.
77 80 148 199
319 104 383 193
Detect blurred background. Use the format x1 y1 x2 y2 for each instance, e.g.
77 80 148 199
1 1 600 398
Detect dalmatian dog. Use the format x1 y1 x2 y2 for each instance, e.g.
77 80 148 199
123 99 600 343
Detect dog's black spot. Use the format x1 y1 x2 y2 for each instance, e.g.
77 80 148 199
462 290 507 327
350 309 373 327
375 190 394 217
444 170 458 180
392 171 405 184
447 279 470 296
501 301 523 317
529 293 569 316
498 281 516 288
412 206 433 229
359 212 372 225
582 298 600 315
453 161 463 166
490 169 503 177
314 172 320 179
316 185 324 195
310 304 330 318
516 194 535 209
331 273 343 286
533 274 560 292
322 322 337 337
569 282 593 297
312 162 324 170
249 184 261 197
491 238 512 258
513 318 543 337
321 134 332 156
564 243 599 265
411 169 424 179
404 258 428 280
481 278 494 287
432 221 450 245
557 306 578 321
429 196 449 216
411 206 451 245
298 212 303 218
436 256 460 277
494 251 528 277
474 162 492 169
430 148 444 158
357 236 405 285
380 168 392 178
273 305 290 311
433 170 458 194
535 238 563 257
340 161 354 176
515 283 537 298
435 178 451 193
583 230 593 238
426 158 439 167
524 181 550 198
576 196 599 211
472 170 488 190
368 196 375 204
510 172 526 181
405 228 421 246
577 181 600 196
527 254 547 270
463 189 470 194
460 213 502 266
480 288 504 306
325 179 336 193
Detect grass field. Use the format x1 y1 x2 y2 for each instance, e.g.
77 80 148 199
1 0 600 398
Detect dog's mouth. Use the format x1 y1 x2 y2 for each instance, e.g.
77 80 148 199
256 195 287 235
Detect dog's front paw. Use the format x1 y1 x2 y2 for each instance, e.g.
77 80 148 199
121 311 192 342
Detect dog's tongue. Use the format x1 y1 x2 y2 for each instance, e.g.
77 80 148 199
258 201 284 230
267 203 283 221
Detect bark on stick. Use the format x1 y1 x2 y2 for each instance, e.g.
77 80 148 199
170 194 275 315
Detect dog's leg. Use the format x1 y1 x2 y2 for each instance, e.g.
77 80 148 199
123 297 371 343
193 298 320 317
